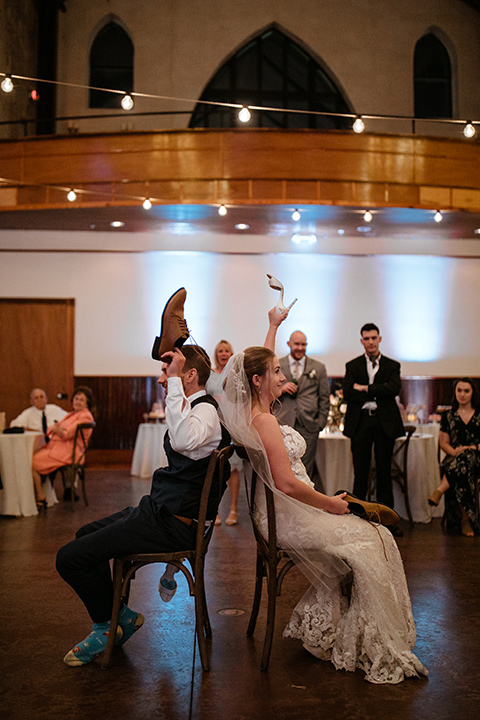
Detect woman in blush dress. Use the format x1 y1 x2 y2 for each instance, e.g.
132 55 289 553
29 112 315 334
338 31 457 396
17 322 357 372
219 310 428 684
32 386 95 509
206 340 241 526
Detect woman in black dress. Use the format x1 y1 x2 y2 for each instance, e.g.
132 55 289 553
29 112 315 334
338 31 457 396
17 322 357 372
428 378 480 536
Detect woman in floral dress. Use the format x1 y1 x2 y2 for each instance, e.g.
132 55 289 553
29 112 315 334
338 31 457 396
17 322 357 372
428 378 480 536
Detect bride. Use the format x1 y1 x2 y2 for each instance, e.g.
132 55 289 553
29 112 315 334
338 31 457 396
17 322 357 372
219 309 428 684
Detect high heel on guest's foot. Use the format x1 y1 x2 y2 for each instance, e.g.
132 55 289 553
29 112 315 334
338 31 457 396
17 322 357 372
461 517 474 537
428 489 443 506
225 511 238 526
267 274 297 315
36 498 47 511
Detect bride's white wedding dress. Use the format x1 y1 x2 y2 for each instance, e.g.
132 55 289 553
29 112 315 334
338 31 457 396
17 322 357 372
254 425 428 684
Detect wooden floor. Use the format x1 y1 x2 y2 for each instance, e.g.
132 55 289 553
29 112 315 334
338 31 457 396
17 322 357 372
1 468 479 720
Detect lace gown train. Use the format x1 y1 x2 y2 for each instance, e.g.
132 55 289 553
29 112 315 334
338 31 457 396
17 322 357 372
254 426 428 684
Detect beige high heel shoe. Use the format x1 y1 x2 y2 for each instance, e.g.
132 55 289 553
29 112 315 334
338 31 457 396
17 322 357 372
428 489 443 507
267 274 297 314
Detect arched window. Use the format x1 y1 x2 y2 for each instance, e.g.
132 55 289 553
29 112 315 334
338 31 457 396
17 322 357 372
414 34 452 118
89 22 134 109
190 28 351 129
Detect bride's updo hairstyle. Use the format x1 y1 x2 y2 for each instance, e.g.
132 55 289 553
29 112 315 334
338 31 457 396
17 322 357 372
243 346 275 405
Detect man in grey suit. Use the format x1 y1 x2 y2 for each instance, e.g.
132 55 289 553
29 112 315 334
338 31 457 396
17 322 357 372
276 331 330 480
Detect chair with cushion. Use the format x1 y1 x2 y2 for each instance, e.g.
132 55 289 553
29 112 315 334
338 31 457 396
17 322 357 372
244 463 353 671
101 443 233 672
367 424 416 524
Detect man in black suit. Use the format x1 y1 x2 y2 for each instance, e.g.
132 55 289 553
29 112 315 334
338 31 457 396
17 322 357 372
343 323 405 533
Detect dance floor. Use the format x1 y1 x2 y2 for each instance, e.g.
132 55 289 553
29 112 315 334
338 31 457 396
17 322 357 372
1 468 479 720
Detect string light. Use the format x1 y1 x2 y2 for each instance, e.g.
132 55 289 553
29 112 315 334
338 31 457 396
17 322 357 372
352 116 365 134
464 122 476 139
291 209 301 222
218 204 227 216
67 189 77 202
121 93 134 111
238 106 251 123
434 210 443 223
142 198 152 210
1 75 13 93
363 210 373 222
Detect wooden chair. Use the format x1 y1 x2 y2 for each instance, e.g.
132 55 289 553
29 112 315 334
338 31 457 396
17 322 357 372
101 443 233 672
42 421 95 511
244 464 353 671
367 425 416 524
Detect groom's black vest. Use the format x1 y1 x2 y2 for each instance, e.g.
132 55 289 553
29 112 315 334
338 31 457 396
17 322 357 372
149 395 231 520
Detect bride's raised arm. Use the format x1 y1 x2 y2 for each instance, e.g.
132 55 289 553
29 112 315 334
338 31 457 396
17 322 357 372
263 307 288 351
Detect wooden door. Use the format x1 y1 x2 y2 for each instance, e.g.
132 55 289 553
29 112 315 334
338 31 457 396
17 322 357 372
0 299 74 425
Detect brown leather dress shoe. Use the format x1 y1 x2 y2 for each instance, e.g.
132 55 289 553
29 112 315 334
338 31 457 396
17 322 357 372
151 288 190 361
337 491 400 526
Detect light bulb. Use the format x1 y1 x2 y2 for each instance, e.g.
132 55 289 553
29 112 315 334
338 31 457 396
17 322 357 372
121 93 134 111
142 198 152 210
464 122 476 139
434 210 443 223
67 189 77 202
363 210 373 222
218 204 227 216
238 106 251 123
352 116 365 134
291 209 301 222
1 75 13 93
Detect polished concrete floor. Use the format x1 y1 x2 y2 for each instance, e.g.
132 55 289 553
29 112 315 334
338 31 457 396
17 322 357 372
1 469 479 720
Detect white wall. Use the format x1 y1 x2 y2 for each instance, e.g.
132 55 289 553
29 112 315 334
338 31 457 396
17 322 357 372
1 248 479 377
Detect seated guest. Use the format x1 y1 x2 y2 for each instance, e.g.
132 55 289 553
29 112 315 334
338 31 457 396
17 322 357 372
32 386 95 509
10 388 67 437
428 378 480 536
56 344 230 667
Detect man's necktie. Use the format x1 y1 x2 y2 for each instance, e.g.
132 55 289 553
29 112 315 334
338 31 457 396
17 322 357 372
293 361 300 381
42 411 50 443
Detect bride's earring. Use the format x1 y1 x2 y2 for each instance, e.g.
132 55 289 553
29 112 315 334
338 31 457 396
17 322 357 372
267 274 297 314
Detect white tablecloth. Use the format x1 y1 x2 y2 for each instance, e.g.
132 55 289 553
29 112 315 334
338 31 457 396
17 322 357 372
0 432 58 517
131 423 168 478
315 431 443 523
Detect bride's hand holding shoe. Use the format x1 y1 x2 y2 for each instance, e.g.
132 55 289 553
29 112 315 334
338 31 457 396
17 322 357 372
325 492 350 515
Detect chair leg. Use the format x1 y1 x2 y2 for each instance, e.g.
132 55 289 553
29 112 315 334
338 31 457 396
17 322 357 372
201 582 212 638
260 562 278 671
101 559 125 669
403 479 414 524
79 467 88 507
247 552 264 637
194 571 210 671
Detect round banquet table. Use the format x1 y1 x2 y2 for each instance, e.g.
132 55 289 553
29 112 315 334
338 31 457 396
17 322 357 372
315 430 443 523
130 422 168 478
0 432 58 517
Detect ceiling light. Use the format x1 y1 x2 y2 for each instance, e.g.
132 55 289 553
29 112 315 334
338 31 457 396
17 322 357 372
363 210 373 222
475 228 480 235
235 223 249 230
337 229 345 236
291 209 301 222
142 198 152 210
67 189 77 202
110 220 125 228
290 233 317 245
218 204 227 216
356 226 372 233
238 106 251 123
1 75 14 93
464 122 476 139
434 210 443 223
121 93 134 111
352 116 365 134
